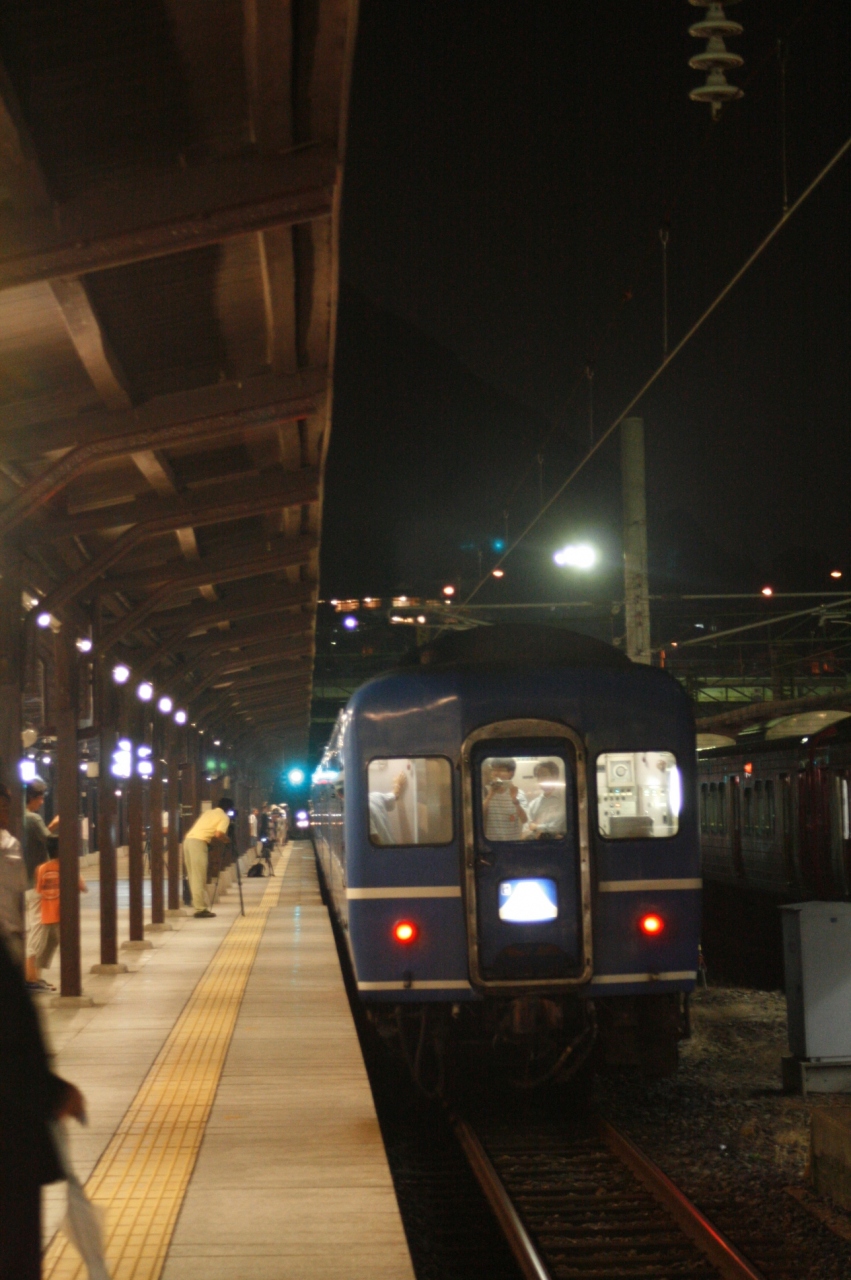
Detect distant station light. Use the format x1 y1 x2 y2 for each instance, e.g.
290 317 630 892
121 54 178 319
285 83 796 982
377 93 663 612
36 612 52 628
831 570 843 579
553 543 597 570
492 568 505 579
174 709 187 726
112 663 131 684
442 584 456 598
157 695 173 714
761 586 773 597
76 637 93 653
288 767 306 786
416 615 427 625
136 681 154 702
342 615 358 630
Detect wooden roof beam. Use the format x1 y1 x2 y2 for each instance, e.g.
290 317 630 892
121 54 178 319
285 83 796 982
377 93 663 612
0 143 336 292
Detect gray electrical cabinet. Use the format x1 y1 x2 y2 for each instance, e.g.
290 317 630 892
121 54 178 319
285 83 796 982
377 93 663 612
781 902 851 1094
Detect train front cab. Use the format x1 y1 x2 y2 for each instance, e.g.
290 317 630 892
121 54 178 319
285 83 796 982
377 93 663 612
336 667 700 1078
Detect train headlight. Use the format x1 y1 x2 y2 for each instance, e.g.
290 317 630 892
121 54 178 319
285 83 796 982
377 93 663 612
393 920 418 944
640 913 664 936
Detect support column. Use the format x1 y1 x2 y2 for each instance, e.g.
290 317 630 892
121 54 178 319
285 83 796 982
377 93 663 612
127 762 145 943
0 555 23 834
166 727 181 914
55 620 82 998
150 748 165 925
97 654 119 967
621 416 652 665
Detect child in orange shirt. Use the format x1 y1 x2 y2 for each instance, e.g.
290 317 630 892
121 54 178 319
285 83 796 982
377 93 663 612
32 840 88 980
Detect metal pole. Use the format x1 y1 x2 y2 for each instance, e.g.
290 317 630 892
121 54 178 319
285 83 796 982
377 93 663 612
0 554 23 835
127 709 144 942
150 742 164 925
55 620 82 997
96 655 119 967
166 725 181 913
621 417 652 664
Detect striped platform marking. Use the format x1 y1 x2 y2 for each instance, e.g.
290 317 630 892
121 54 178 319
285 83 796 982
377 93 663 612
598 878 702 892
43 854 288 1280
589 970 698 984
357 979 472 991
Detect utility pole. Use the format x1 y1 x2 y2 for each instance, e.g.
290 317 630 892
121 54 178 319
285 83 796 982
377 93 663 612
621 417 652 663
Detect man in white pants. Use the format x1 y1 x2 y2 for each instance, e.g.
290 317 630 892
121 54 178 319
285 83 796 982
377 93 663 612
182 797 233 918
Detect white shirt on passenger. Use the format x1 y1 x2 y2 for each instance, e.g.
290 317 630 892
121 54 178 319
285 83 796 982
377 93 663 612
184 808 230 844
524 792 565 836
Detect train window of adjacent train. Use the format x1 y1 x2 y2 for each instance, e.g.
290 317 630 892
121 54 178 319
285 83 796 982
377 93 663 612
480 755 568 842
700 784 709 834
367 757 453 846
743 787 753 836
765 781 776 836
596 752 680 839
718 782 726 834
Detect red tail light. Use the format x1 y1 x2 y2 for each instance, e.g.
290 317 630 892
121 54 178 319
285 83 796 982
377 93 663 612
393 920 418 944
640 913 664 936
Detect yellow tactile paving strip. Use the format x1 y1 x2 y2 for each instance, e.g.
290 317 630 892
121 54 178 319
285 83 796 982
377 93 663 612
44 858 288 1280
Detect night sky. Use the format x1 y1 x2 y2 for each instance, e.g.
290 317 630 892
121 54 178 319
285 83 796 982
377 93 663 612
322 0 850 603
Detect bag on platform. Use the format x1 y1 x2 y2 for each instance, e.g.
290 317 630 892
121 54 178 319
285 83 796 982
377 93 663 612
246 862 264 878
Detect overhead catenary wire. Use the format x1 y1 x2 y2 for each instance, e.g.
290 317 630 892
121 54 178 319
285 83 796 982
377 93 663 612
460 132 851 612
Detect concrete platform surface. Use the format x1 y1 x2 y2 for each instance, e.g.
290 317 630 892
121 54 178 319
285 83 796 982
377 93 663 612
36 843 414 1280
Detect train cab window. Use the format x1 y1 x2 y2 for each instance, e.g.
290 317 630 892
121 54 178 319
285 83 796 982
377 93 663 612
596 752 680 839
480 755 567 842
367 757 453 846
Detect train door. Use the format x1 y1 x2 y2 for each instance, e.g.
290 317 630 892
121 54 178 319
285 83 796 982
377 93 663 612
796 765 846 898
461 720 592 988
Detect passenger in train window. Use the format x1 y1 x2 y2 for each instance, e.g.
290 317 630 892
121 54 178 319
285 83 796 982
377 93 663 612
524 760 567 839
482 758 528 841
368 770 407 845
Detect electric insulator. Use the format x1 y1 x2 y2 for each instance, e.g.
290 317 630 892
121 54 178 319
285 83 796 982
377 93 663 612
688 1 744 120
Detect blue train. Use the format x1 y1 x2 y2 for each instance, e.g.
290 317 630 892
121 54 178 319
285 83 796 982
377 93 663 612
311 626 700 1084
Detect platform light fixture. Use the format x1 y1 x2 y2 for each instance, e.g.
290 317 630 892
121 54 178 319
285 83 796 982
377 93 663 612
112 663 131 684
831 570 843 579
137 760 153 778
343 615 358 630
442 584 456 598
288 767 306 786
554 543 597 570
157 695 173 714
174 710 187 726
137 746 152 759
136 681 154 702
492 568 505 579
76 637 93 653
761 586 773 597
19 759 37 783
36 611 53 628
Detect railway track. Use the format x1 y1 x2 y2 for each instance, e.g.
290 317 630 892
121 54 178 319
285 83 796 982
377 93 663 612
452 1113 766 1280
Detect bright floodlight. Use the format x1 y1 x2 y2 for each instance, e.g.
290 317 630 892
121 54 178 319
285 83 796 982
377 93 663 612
174 709 187 726
19 759 37 783
553 543 597 570
112 663 131 684
136 681 154 702
76 637 93 653
157 695 173 714
288 767 306 786
36 612 52 628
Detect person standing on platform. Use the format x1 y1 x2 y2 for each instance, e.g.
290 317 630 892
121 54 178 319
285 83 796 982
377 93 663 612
183 797 233 919
0 784 27 970
0 930 86 1280
22 778 59 991
31 838 88 985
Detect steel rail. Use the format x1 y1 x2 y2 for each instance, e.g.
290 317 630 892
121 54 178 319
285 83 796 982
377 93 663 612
453 1111 767 1280
450 1115 552 1280
600 1119 766 1280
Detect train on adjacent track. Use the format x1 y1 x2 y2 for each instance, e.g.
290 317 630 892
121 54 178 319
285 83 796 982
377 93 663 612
696 709 851 982
310 625 701 1086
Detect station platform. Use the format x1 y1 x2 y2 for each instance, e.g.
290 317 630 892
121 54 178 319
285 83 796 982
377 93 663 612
35 842 415 1280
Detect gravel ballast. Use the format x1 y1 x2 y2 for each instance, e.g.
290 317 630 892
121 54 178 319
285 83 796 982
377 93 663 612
595 984 851 1278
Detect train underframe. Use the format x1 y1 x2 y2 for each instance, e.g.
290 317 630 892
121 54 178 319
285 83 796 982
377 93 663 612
366 990 690 1095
